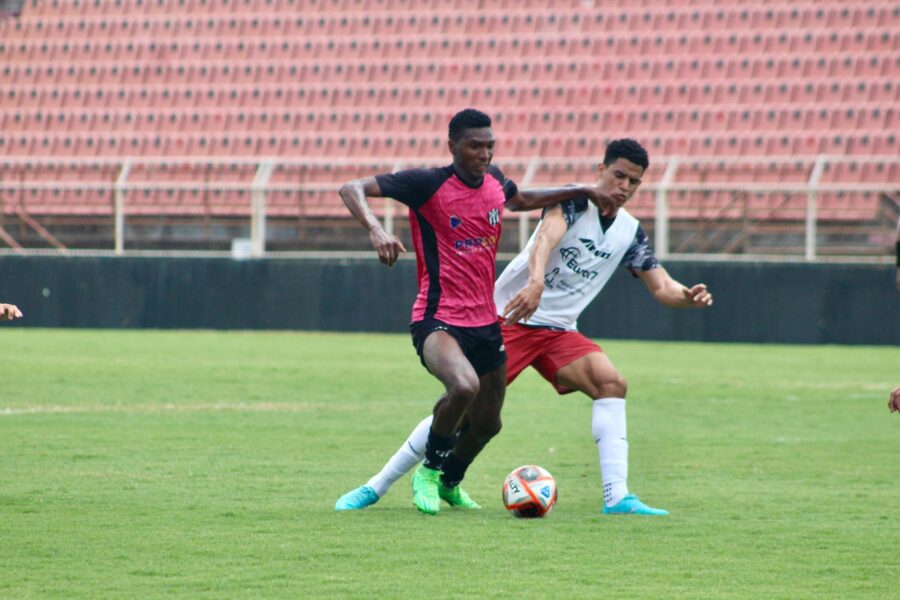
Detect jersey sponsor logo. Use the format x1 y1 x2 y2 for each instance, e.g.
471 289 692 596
544 266 586 296
579 237 612 259
453 234 498 253
544 267 560 288
559 247 599 281
486 208 500 227
449 215 462 229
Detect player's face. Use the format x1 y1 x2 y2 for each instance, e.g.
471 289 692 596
597 158 644 209
449 127 495 184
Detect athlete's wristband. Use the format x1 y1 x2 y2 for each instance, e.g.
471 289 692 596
896 241 900 266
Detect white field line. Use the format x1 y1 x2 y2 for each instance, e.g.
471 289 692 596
0 402 340 416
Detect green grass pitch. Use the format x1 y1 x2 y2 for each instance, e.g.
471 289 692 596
1 329 897 598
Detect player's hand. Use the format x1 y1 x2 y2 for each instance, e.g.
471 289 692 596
369 229 406 267
889 386 900 413
585 184 617 217
0 303 23 320
684 284 713 307
502 281 543 325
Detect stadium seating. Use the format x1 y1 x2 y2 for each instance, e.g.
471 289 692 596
2 1 896 160
0 0 897 232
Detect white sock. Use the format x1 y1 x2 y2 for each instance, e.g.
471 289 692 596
592 398 629 507
365 415 431 497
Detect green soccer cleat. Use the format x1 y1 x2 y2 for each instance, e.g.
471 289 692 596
438 482 481 509
334 485 380 511
603 494 669 516
411 465 442 515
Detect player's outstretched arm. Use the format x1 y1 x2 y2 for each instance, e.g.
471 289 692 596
501 206 567 325
638 268 713 308
889 386 900 413
505 183 616 215
0 303 23 321
339 177 406 267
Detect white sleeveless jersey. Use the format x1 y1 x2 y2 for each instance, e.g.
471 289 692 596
494 200 655 331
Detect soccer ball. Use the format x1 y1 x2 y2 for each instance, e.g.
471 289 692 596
502 465 557 518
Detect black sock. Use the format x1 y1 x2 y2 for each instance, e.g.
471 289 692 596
423 428 454 471
440 453 471 488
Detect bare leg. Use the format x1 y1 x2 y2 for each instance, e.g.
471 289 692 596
410 331 485 513
441 364 506 487
556 351 627 399
421 331 480 440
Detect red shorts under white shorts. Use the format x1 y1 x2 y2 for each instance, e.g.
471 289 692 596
500 319 603 395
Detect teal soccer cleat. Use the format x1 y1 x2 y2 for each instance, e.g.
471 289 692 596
603 494 669 516
335 485 380 511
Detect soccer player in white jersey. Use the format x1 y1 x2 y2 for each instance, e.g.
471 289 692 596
336 139 713 515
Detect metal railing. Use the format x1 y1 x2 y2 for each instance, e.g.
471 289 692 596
1 154 897 261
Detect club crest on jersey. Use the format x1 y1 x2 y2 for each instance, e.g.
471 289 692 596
449 215 462 229
486 208 500 226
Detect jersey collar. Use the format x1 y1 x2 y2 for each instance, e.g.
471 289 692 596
449 164 485 189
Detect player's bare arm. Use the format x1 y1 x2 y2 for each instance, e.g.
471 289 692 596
505 183 615 215
0 303 23 320
889 386 900 413
638 268 713 308
339 177 407 266
502 206 568 325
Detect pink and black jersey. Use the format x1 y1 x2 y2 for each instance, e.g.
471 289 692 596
375 165 518 327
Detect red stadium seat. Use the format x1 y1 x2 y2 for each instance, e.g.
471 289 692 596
0 0 895 238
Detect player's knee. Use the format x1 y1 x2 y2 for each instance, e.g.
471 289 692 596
608 374 628 398
446 374 480 403
594 373 627 399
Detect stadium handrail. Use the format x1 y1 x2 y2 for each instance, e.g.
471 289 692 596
1 155 897 260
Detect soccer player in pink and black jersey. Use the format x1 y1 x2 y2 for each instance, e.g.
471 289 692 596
339 108 614 514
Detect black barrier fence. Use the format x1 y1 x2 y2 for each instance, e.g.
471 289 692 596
0 255 898 345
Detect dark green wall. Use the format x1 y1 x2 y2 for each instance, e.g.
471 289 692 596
1 255 898 345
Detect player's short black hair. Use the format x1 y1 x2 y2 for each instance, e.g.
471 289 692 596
604 138 649 170
448 108 492 142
